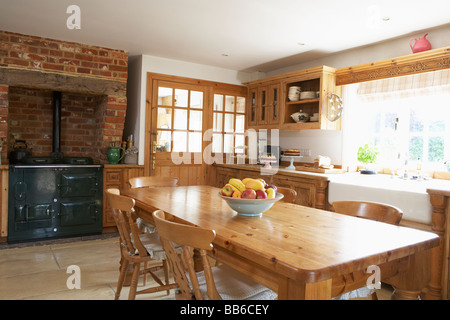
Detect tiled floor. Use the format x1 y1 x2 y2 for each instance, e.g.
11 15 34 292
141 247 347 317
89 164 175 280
0 236 393 300
0 235 176 300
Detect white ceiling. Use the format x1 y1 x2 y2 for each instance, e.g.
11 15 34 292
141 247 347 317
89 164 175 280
1 0 450 73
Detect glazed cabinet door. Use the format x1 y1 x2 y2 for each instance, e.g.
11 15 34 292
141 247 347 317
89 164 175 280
267 83 281 125
247 87 258 127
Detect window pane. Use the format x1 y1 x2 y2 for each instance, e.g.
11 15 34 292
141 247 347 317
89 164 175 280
428 136 444 162
410 109 424 132
158 87 172 106
189 132 202 152
236 97 246 113
213 113 223 132
156 130 171 152
224 114 234 133
174 109 187 130
224 134 234 153
236 115 245 133
225 96 235 112
409 136 423 161
212 134 222 153
214 94 223 111
429 120 445 132
157 108 172 129
189 110 202 131
190 91 203 109
235 135 245 154
173 131 187 152
175 89 188 107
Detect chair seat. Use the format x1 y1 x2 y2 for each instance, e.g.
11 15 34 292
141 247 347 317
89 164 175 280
195 264 277 300
136 217 157 234
138 232 182 261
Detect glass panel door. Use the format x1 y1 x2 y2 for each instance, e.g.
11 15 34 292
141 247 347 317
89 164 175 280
155 83 205 153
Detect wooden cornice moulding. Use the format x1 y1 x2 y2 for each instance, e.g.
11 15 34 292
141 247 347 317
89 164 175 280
336 46 450 86
0 67 127 96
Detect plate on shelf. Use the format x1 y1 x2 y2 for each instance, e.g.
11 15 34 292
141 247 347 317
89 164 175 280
323 93 343 122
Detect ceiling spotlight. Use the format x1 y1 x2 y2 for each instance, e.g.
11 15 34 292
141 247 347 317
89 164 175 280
221 53 230 57
382 16 391 21
297 42 306 46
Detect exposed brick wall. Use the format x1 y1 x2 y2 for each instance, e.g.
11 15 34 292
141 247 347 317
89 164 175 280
0 30 128 164
0 30 128 82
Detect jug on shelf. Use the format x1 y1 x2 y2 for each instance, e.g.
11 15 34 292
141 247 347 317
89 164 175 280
409 33 432 53
107 145 125 164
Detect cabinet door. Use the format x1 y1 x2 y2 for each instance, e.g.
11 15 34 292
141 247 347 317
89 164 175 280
103 169 121 228
257 86 268 125
267 83 281 125
247 87 258 127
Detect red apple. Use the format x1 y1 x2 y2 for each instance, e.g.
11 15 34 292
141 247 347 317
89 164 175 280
241 189 256 199
256 189 267 199
220 185 234 197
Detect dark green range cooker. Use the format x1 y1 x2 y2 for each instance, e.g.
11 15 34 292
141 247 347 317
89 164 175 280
8 162 103 243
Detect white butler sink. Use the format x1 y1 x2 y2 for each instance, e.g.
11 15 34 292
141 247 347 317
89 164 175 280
327 173 450 225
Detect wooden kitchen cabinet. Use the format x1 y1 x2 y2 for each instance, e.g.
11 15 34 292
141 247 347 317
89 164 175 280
102 165 144 231
245 65 341 131
247 81 282 129
213 164 329 210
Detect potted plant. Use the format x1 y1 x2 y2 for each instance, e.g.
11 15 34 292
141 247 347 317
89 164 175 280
357 143 379 174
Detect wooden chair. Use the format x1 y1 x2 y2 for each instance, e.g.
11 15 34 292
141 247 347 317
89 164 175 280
276 187 297 204
105 189 178 300
332 200 403 226
152 209 277 300
331 200 403 300
128 176 178 189
127 176 179 285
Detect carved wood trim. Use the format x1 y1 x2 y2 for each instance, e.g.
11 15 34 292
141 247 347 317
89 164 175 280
336 46 450 86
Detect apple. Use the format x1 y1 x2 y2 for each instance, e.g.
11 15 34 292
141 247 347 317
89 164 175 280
267 185 277 193
241 189 256 199
232 190 242 198
256 189 267 199
220 184 234 197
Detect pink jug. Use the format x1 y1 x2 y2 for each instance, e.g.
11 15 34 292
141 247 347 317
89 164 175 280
409 33 432 53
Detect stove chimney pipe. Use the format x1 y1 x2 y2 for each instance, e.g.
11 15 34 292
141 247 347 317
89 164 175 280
52 91 63 160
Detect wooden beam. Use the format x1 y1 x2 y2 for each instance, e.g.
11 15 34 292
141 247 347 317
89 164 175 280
336 46 450 85
0 67 127 96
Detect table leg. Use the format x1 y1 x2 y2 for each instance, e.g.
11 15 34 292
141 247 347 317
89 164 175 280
278 277 332 300
388 251 431 300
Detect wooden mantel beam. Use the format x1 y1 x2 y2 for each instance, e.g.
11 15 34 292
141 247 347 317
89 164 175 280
0 67 127 96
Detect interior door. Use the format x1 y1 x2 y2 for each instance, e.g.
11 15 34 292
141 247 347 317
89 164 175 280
148 80 208 185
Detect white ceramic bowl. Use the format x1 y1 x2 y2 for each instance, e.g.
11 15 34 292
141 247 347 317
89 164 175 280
218 192 284 217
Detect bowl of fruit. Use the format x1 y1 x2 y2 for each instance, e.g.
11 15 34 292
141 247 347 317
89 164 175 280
218 178 284 217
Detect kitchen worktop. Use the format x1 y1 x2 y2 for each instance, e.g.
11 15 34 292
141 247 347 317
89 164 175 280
215 163 450 225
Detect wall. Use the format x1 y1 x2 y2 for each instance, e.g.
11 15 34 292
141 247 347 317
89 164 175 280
0 30 128 164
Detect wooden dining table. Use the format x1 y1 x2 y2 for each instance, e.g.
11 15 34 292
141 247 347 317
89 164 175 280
120 185 440 300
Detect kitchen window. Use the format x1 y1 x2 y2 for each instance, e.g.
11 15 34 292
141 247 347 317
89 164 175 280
342 69 450 172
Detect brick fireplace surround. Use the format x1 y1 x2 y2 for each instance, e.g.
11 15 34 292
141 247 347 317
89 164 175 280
0 30 128 164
